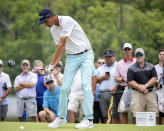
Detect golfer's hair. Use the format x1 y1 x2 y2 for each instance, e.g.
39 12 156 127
33 60 43 67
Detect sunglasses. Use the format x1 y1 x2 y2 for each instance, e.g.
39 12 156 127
0 64 2 68
124 48 131 51
45 80 53 85
98 62 105 64
136 53 143 57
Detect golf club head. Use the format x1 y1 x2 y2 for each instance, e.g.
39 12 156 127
8 60 15 68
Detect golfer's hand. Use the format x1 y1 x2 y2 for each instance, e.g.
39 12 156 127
45 64 54 73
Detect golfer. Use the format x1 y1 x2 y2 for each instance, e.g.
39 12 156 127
39 8 94 129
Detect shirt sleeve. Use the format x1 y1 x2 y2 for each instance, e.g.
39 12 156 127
114 64 121 77
6 74 12 88
60 16 75 37
92 65 97 77
14 76 19 88
42 92 48 108
51 28 60 46
127 68 134 83
151 67 157 78
96 68 101 77
30 74 38 86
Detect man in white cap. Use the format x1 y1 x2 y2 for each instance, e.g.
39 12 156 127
114 43 136 124
14 59 38 122
38 8 94 128
127 48 159 124
0 59 12 121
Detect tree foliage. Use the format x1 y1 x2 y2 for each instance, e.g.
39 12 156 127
0 0 164 82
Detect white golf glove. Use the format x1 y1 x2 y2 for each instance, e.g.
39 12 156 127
45 64 54 73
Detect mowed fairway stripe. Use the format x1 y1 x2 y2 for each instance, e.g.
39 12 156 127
0 122 164 131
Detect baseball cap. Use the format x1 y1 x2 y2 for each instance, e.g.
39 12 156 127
21 59 30 66
0 59 3 65
135 48 145 55
123 43 132 49
39 8 53 24
44 74 54 84
104 50 115 57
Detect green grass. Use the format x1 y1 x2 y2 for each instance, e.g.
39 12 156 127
0 122 164 131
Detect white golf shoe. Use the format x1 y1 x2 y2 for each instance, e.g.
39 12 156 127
48 117 67 128
75 119 94 129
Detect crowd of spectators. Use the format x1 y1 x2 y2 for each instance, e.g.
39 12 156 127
0 43 164 124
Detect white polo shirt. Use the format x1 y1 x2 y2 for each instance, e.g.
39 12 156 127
14 71 38 98
51 16 91 54
0 72 12 105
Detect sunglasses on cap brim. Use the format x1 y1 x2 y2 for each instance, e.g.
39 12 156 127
136 53 144 57
45 80 54 85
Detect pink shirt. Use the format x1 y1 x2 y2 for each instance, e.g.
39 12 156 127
114 58 136 86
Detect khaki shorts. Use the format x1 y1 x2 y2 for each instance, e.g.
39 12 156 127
131 90 159 117
68 94 83 113
17 98 37 117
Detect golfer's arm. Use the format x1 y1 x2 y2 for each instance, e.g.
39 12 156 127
50 37 67 66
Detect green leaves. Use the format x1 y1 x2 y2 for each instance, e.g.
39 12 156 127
0 0 164 82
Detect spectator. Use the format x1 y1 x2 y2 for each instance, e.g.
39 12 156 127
127 48 159 124
52 61 63 86
155 49 164 124
97 50 118 123
33 60 47 115
39 74 60 122
93 58 105 123
14 59 38 122
114 43 136 124
67 66 96 123
0 59 11 121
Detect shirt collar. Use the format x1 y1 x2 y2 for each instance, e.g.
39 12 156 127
136 62 147 68
21 71 32 76
124 57 133 62
104 61 117 67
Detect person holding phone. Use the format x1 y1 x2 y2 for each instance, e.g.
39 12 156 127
96 50 118 123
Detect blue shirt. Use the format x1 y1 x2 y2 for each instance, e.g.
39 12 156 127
42 86 60 117
97 62 118 91
36 74 47 106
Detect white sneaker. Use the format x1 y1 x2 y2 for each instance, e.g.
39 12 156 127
75 119 93 129
48 117 67 128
